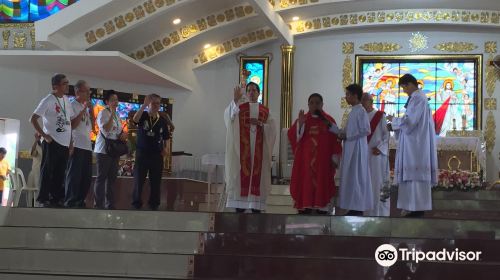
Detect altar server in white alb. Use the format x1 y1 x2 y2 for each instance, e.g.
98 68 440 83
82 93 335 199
331 84 373 216
387 74 438 218
224 82 277 213
361 92 390 217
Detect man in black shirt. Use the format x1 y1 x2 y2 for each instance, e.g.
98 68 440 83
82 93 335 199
132 94 169 210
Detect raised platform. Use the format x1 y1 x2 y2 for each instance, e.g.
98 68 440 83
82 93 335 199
0 208 499 279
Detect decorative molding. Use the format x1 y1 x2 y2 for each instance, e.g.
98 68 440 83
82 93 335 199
130 4 256 61
485 111 496 153
289 9 500 35
84 0 186 46
274 0 320 9
342 42 354 54
359 42 402 53
409 32 428 53
342 55 353 88
485 41 497 54
434 42 477 52
0 23 34 29
485 98 497 111
486 54 497 98
1 24 36 50
340 97 349 109
193 27 277 67
445 130 483 137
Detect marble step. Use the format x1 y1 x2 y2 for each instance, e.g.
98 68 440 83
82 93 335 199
0 227 200 254
0 273 188 279
433 199 500 211
0 249 191 279
200 233 500 261
193 254 500 280
0 208 211 232
212 213 500 239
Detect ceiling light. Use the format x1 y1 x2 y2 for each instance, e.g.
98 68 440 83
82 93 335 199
292 16 300 21
204 44 211 49
172 18 181 25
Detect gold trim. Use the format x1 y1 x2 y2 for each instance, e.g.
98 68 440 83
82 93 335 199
359 42 402 53
342 54 353 88
354 54 483 130
485 111 496 153
485 41 497 54
485 98 497 111
289 9 500 35
447 156 462 170
0 23 34 28
486 54 496 98
342 42 354 54
193 27 276 67
280 45 295 129
434 42 477 52
84 0 181 45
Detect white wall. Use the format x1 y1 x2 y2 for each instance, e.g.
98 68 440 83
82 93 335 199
146 41 283 157
0 66 166 150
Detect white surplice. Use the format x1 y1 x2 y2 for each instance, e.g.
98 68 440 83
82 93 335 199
336 104 373 211
392 89 438 211
224 101 277 210
365 109 390 217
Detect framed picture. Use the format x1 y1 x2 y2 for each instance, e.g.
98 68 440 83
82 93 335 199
239 56 270 106
356 55 482 136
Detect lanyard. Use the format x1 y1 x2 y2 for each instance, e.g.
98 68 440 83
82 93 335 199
53 94 67 121
149 113 159 131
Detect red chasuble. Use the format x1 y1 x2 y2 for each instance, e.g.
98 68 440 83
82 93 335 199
238 102 269 197
288 112 342 209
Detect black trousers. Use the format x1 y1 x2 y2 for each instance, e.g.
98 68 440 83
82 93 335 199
94 153 119 209
132 151 163 209
37 140 69 204
65 147 92 207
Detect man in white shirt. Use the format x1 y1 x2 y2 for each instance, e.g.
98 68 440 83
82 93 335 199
388 74 438 218
30 74 74 207
65 80 93 208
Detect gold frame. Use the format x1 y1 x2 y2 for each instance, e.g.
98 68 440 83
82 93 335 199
355 54 483 130
239 56 270 106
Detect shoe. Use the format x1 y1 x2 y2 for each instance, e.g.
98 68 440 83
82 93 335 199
149 206 159 211
404 211 425 218
236 208 246 213
251 209 261 214
344 210 363 216
36 201 50 208
298 208 313 215
316 210 329 215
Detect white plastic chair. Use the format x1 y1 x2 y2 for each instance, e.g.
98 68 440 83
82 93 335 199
8 168 38 207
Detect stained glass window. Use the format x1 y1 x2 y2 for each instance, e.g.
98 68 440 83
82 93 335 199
357 56 481 136
0 0 77 22
240 57 270 106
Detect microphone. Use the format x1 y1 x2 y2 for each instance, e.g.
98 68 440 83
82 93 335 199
314 110 331 128
314 109 325 120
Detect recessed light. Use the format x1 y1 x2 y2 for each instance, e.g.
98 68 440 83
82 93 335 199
173 18 181 25
204 44 211 49
292 16 300 21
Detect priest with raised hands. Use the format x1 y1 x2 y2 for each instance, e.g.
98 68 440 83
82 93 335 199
387 74 438 218
361 92 390 217
288 93 342 214
224 81 277 213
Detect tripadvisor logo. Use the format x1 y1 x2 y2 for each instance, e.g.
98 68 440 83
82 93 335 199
375 244 482 267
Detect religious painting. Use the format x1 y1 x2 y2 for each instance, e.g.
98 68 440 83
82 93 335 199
239 56 270 106
356 55 482 136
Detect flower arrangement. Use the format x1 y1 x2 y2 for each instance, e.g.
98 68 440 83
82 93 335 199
389 169 485 192
434 169 485 191
118 159 135 177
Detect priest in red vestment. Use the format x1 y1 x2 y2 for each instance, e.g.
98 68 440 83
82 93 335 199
288 93 342 214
